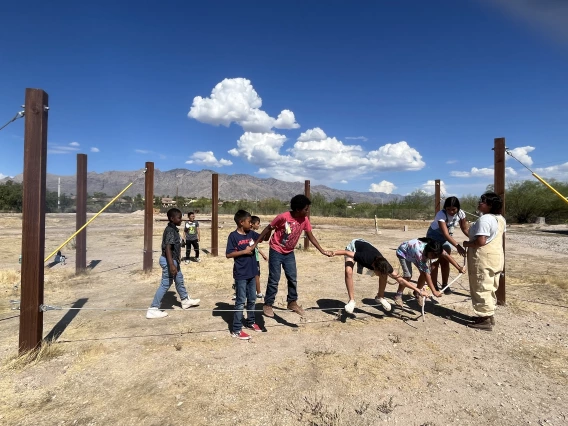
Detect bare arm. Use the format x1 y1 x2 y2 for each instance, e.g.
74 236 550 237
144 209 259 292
440 252 466 273
226 246 254 259
258 248 268 260
438 221 465 256
459 218 470 238
165 244 177 275
252 225 273 248
305 231 332 256
463 235 487 248
331 249 354 257
420 270 442 297
389 273 428 296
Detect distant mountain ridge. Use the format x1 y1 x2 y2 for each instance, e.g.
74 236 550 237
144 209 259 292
0 169 402 203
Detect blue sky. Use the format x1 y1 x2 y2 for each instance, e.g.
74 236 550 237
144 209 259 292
1 0 567 197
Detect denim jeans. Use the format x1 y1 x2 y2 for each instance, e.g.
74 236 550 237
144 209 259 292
264 248 298 306
233 277 256 333
150 256 188 308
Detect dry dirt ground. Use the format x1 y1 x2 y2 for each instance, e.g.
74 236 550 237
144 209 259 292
0 213 567 426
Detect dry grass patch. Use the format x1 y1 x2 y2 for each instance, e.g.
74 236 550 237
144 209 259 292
2 341 64 371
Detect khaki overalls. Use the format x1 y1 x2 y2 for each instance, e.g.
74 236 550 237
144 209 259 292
467 215 505 317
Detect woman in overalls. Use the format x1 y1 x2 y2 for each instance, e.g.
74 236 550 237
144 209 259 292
426 196 469 294
463 192 506 331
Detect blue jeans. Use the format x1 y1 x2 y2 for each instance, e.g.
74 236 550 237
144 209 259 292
264 248 298 306
426 227 452 253
233 277 256 332
150 256 188 308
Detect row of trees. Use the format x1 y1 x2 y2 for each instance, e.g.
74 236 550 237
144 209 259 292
1 179 567 223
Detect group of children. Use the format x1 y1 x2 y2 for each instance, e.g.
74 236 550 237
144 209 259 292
146 194 471 339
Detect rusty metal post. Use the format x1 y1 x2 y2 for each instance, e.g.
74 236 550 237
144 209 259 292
211 173 219 256
304 180 311 250
143 162 154 272
435 179 441 213
76 154 87 273
19 88 49 353
494 137 506 305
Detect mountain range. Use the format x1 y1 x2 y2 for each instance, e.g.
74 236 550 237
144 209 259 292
0 169 402 203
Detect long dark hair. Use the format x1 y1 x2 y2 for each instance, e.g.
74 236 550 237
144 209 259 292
372 256 394 275
443 196 461 210
418 237 443 257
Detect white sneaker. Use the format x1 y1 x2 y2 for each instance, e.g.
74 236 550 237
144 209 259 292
181 298 200 309
146 307 168 319
195 258 202 263
375 297 392 312
345 300 356 314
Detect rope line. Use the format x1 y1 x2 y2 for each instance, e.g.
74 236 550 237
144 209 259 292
0 111 24 132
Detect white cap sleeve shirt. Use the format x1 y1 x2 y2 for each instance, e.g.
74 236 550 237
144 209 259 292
429 209 466 234
469 214 505 244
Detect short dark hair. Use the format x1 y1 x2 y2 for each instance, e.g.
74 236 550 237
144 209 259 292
167 208 182 220
443 196 461 211
481 192 503 214
251 215 260 224
234 209 251 225
290 194 311 212
419 237 443 257
372 256 394 275
187 211 195 217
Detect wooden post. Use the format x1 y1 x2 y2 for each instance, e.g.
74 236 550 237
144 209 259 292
304 180 311 250
211 173 219 257
19 88 48 353
143 162 154 272
494 137 506 305
76 154 87 274
435 179 441 213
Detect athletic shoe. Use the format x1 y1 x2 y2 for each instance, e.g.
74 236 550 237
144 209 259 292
444 287 453 295
231 294 236 300
256 293 264 299
195 258 201 263
184 260 190 265
345 300 356 314
181 298 200 309
231 330 251 340
146 307 168 319
287 300 305 316
394 294 404 308
263 304 275 317
467 317 493 331
375 297 392 312
413 291 425 307
245 323 262 332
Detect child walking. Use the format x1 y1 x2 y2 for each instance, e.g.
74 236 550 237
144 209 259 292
332 239 428 313
394 237 466 307
226 210 263 340
251 216 268 299
146 208 200 319
184 211 201 263
252 194 333 318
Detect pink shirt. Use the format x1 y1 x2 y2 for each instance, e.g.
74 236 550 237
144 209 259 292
269 211 312 254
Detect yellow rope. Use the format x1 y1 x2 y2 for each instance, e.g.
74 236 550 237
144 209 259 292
44 182 134 263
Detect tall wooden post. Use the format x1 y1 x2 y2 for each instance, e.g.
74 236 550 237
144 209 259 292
19 88 48 353
76 154 87 273
143 162 154 272
211 173 219 257
434 179 441 213
494 137 506 305
304 180 311 250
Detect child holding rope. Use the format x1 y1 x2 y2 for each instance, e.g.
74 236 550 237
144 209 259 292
426 196 469 294
251 216 268 299
146 208 200 319
226 210 263 340
394 238 466 307
252 194 333 318
332 239 428 313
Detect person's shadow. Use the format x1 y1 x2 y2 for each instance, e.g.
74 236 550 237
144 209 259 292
361 297 419 322
161 292 181 309
212 302 270 332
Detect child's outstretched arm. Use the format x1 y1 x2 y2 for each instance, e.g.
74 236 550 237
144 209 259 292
252 225 273 248
258 248 268 261
440 252 466 274
389 273 428 296
305 231 333 256
331 249 354 258
420 271 443 297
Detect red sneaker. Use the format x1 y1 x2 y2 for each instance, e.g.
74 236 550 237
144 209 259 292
245 323 262 332
231 330 251 340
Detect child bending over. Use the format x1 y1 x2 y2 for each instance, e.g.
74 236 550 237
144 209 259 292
332 239 428 313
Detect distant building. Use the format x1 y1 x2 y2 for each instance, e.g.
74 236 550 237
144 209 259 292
161 198 176 207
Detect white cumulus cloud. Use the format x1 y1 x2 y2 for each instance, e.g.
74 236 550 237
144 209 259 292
297 127 327 142
450 166 518 178
506 146 535 166
188 78 299 133
186 151 232 168
340 180 348 184
90 147 100 153
369 180 397 194
69 141 80 147
534 162 568 180
422 180 447 195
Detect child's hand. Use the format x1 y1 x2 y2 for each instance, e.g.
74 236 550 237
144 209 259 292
243 246 254 255
433 290 443 298
325 250 334 257
169 264 178 276
420 288 429 297
262 254 268 261
458 266 466 274
456 244 466 256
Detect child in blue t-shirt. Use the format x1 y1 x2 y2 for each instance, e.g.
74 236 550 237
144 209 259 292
226 210 262 340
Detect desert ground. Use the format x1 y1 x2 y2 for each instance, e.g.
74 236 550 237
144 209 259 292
0 213 567 426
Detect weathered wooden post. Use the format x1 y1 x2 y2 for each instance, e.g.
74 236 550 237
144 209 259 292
494 137 506 305
76 154 87 273
211 173 219 256
143 162 154 272
19 88 48 353
435 179 441 213
304 180 310 250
